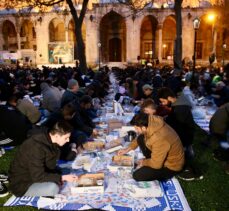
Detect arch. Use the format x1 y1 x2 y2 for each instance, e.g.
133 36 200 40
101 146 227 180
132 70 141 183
49 18 65 42
100 11 126 62
140 15 158 62
2 20 17 50
199 1 212 8
20 19 36 49
162 15 176 60
195 14 214 60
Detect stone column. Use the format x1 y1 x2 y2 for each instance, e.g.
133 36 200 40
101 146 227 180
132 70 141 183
14 17 21 51
126 17 133 63
17 32 21 50
212 27 217 63
85 14 100 65
127 17 140 63
157 24 163 62
65 27 69 42
0 29 3 50
212 27 217 54
182 18 194 61
35 16 50 64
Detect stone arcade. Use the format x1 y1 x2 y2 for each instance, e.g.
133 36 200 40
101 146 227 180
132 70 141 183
0 0 228 67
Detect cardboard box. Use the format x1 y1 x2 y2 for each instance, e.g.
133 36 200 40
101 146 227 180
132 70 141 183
71 173 105 194
112 155 133 166
105 138 122 149
83 141 105 151
105 145 123 153
108 155 133 172
108 119 123 133
105 138 123 153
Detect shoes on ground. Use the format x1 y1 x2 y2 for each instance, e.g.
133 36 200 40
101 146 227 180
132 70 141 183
0 147 5 157
177 167 204 181
0 181 9 198
184 145 195 159
0 173 8 183
213 148 229 162
224 163 229 175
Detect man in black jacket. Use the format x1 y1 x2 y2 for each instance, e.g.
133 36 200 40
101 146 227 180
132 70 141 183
210 103 229 166
44 102 97 146
61 79 80 108
8 121 78 197
0 104 32 146
158 87 203 181
158 88 194 150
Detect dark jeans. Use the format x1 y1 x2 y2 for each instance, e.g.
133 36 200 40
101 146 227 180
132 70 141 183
133 166 179 181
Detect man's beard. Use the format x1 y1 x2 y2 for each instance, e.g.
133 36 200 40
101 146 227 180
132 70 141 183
167 101 172 107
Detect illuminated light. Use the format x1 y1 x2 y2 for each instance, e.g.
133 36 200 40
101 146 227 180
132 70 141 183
207 14 215 22
193 17 200 29
163 44 167 48
153 3 160 8
163 3 169 8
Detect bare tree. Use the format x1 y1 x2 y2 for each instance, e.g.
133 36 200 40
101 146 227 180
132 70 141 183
173 0 183 73
1 0 89 73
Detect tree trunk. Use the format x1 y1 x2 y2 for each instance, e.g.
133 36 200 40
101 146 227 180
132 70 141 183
174 0 183 73
66 0 88 74
75 25 87 73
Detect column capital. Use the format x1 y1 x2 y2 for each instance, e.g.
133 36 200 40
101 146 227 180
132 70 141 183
157 24 163 30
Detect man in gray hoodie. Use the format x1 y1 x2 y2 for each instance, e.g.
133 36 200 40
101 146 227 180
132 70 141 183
40 82 62 113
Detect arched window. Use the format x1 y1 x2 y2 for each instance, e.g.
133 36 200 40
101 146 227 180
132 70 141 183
49 18 65 42
100 11 126 62
2 20 17 50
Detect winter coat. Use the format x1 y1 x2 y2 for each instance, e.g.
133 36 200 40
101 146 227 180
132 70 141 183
166 93 195 147
182 86 197 108
210 103 229 137
40 82 62 112
0 105 32 145
17 99 41 123
8 128 61 196
61 89 79 108
129 115 184 172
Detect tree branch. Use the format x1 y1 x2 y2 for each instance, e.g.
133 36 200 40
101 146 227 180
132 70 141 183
79 0 89 26
1 0 64 9
35 0 64 7
66 0 79 25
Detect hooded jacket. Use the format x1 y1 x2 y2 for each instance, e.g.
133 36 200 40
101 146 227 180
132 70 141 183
8 128 61 196
129 115 184 171
40 82 62 112
0 105 32 145
17 98 41 123
61 89 80 108
210 102 229 137
166 92 195 147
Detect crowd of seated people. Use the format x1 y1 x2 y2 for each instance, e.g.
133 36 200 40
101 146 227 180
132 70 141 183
0 63 229 197
112 63 229 179
0 65 110 151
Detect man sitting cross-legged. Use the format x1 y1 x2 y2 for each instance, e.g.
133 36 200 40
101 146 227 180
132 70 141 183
8 121 78 197
118 113 184 181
